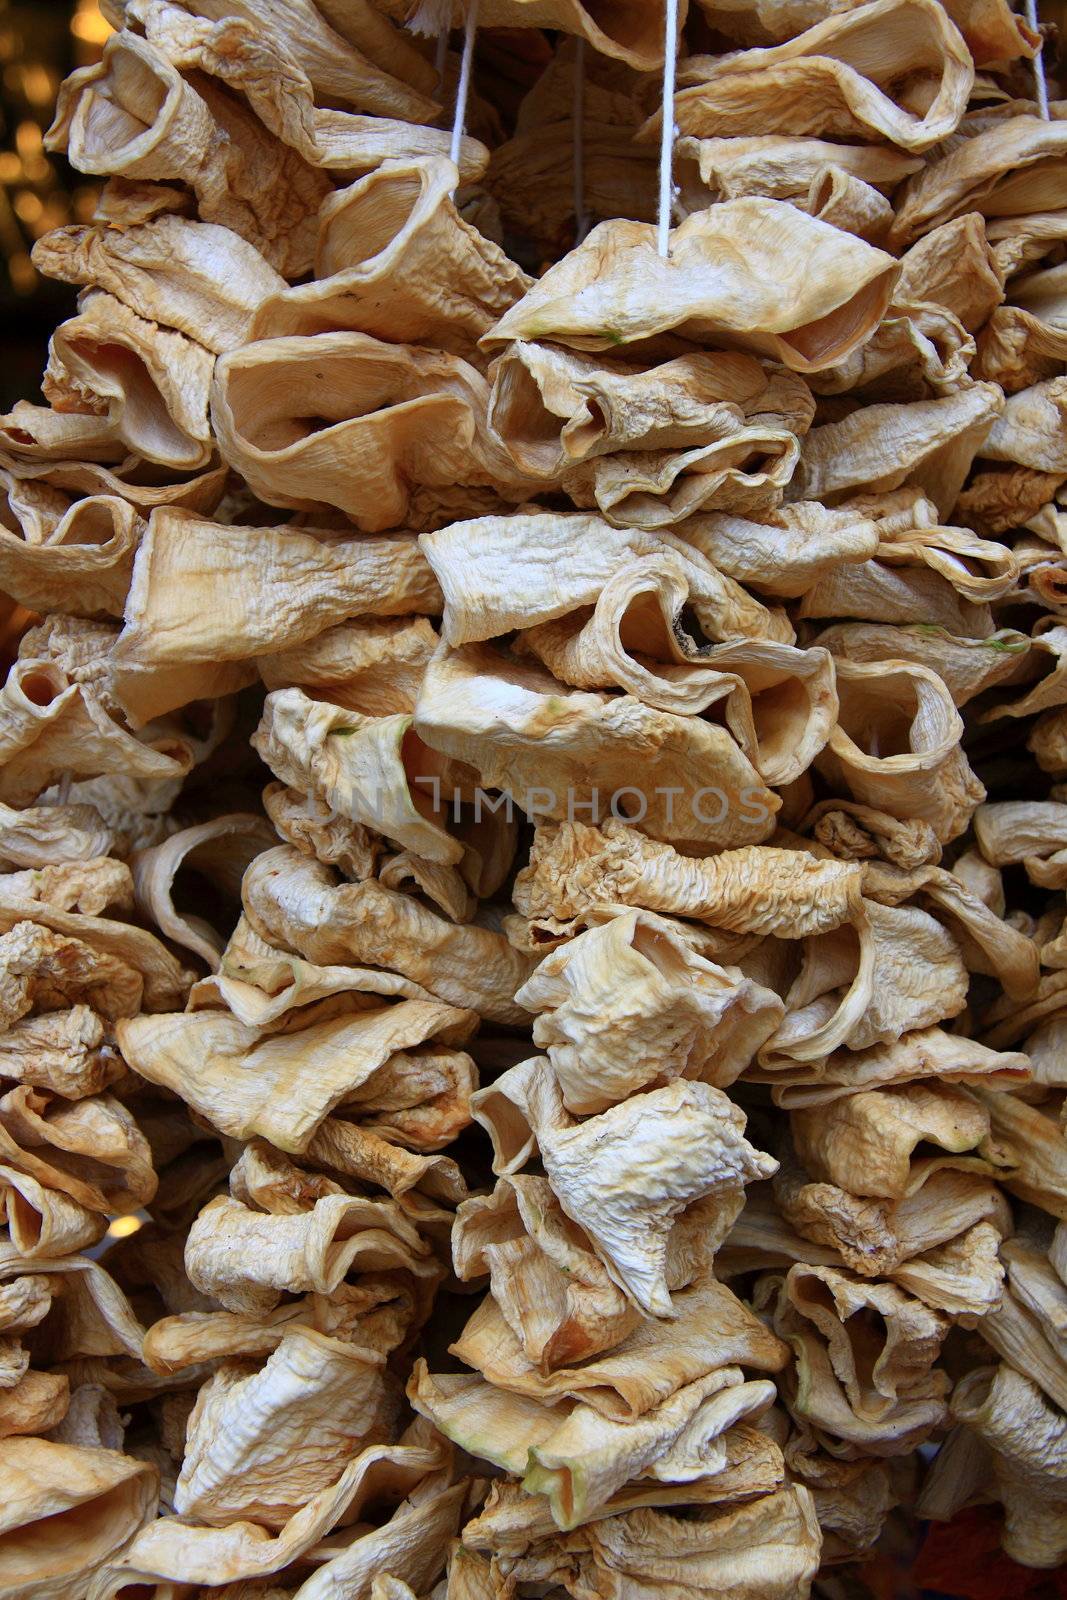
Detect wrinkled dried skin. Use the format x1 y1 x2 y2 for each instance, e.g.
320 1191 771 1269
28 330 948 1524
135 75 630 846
815 659 985 844
0 1436 158 1600
117 994 476 1154
951 1363 1067 1568
516 909 783 1112
47 30 330 275
421 510 789 648
891 117 1067 251
667 0 973 152
42 291 214 474
0 493 144 619
253 156 531 357
257 617 438 719
413 639 780 850
211 334 529 529
485 198 898 373
112 508 440 724
242 846 535 1025
175 1328 396 1527
33 215 286 354
767 1263 950 1455
674 133 921 218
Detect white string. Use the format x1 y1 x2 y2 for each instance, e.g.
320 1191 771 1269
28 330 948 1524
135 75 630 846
449 0 479 170
657 0 680 257
1024 0 1050 119
573 38 588 243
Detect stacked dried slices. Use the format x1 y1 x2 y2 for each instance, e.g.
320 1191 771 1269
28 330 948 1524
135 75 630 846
0 0 1065 1594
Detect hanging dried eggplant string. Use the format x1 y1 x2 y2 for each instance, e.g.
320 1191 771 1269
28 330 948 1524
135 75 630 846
8 0 1067 1595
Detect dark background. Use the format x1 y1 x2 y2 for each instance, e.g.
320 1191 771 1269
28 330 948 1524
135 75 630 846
0 0 105 409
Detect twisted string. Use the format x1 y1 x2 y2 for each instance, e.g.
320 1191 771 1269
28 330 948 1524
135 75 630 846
657 0 680 256
1024 0 1050 118
449 0 480 170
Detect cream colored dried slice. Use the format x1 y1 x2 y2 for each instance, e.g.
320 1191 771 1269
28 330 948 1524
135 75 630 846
175 1329 395 1528
891 115 1067 250
410 1358 772 1531
516 909 783 1112
185 1191 434 1316
211 334 529 528
450 1275 788 1420
769 1264 949 1454
894 212 1005 331
89 1433 451 1591
253 157 530 357
488 342 811 478
951 1364 1067 1569
258 617 438 718
503 1063 775 1316
971 1088 1067 1219
814 659 984 845
114 0 438 121
675 501 879 598
513 817 865 937
188 915 435 1025
504 1487 821 1600
772 1027 1029 1107
484 199 897 373
0 494 144 620
0 1437 158 1600
561 429 802 526
665 0 972 152
132 814 276 969
112 508 439 723
420 511 787 647
413 640 779 851
117 996 475 1153
42 291 213 474
980 378 1067 473
0 652 192 809
516 559 836 782
453 1174 640 1371
791 1081 995 1200
813 622 1030 707
0 449 227 518
47 29 330 275
791 383 1003 514
253 691 462 867
0 896 189 1011
418 0 673 71
242 846 535 1024
33 216 285 354
674 133 921 215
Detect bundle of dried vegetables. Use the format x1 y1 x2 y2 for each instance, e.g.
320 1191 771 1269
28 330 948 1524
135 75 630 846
0 0 1065 1594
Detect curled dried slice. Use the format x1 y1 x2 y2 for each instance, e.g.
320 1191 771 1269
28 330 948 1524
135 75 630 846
951 1363 1067 1569
420 511 787 647
485 199 897 373
242 846 535 1024
413 640 779 850
253 156 530 356
815 659 984 844
185 1191 434 1316
254 690 462 866
516 909 783 1112
766 1264 949 1455
117 995 476 1154
211 334 528 529
112 509 439 724
47 29 329 274
132 814 276 969
0 1437 158 1600
668 0 972 152
33 215 286 354
174 1329 395 1528
791 1081 996 1201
